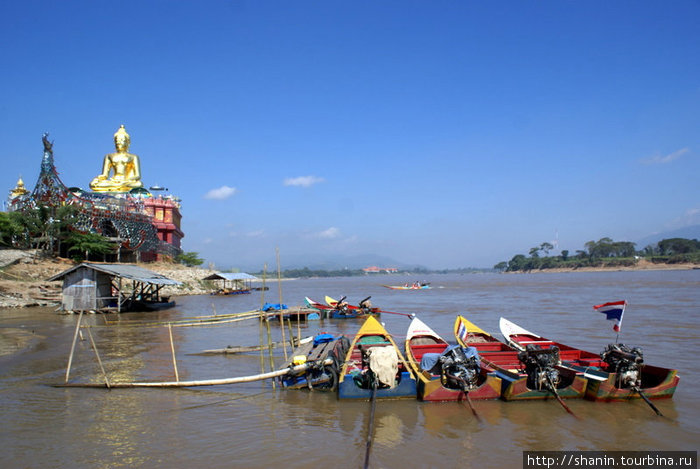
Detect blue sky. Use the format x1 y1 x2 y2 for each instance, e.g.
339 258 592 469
2 1 698 269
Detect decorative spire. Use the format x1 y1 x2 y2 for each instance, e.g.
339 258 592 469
9 176 29 199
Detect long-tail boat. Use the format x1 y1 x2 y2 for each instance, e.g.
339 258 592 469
325 295 381 317
337 316 417 399
381 282 431 290
280 334 350 390
404 317 501 401
453 316 586 401
499 317 679 401
305 297 377 319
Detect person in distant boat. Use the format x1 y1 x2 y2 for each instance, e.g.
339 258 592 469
90 125 143 192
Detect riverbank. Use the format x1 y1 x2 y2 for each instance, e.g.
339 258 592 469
0 250 220 308
511 258 699 274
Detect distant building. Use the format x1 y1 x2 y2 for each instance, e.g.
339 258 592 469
362 266 399 273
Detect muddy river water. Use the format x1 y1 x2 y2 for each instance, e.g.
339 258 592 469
1 270 698 468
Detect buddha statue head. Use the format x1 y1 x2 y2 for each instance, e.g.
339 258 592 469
114 125 130 153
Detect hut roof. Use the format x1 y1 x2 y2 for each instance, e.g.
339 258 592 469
202 272 259 281
48 263 181 285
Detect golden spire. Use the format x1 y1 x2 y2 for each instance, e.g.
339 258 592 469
10 176 29 198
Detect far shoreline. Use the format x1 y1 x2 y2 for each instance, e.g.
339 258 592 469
502 259 698 274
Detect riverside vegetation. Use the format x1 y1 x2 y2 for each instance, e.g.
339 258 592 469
494 237 700 272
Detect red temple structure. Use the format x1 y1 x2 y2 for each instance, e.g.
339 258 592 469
142 197 184 252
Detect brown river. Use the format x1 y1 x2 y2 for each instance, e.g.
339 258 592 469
1 270 698 468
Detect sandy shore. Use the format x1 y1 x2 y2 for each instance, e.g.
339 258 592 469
514 258 698 274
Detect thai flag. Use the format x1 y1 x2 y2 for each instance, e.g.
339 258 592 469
456 321 469 344
593 300 627 332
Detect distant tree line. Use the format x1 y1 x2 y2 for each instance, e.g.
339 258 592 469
494 237 700 272
250 266 491 278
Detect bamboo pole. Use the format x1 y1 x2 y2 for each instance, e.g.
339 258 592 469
276 248 288 361
287 318 295 349
262 264 276 388
168 323 179 382
55 359 334 388
86 326 110 389
259 264 267 375
65 311 84 383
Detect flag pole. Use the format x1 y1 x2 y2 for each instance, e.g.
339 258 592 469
615 301 626 344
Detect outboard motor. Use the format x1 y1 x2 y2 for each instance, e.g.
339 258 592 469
518 345 561 391
601 343 643 388
334 296 349 316
358 296 373 315
440 346 480 391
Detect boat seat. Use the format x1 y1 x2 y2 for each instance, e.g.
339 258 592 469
411 344 447 358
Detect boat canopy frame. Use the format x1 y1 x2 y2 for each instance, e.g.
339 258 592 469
203 272 259 294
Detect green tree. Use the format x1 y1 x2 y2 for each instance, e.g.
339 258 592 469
0 212 23 247
176 251 204 267
560 249 569 260
539 242 554 256
658 238 700 255
507 254 527 271
65 231 116 261
493 261 508 271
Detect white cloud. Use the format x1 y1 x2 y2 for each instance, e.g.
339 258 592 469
640 147 689 165
317 227 341 239
204 185 237 200
682 207 700 225
283 176 325 188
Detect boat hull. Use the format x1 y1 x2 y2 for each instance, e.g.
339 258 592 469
572 365 680 401
338 316 417 399
497 370 588 401
406 317 501 401
454 315 587 401
418 372 502 401
338 371 417 399
499 317 679 401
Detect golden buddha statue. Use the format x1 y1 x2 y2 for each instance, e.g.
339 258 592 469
90 125 143 192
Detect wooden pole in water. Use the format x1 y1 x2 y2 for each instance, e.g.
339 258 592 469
258 264 267 375
276 248 288 362
261 264 276 388
65 310 84 383
86 326 110 389
168 323 179 382
287 318 295 349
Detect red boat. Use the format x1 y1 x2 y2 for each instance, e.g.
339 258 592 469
454 316 586 401
404 317 501 401
304 297 379 319
500 317 679 402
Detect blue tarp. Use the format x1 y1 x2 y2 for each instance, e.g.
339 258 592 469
262 303 288 311
313 333 336 345
420 345 481 373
